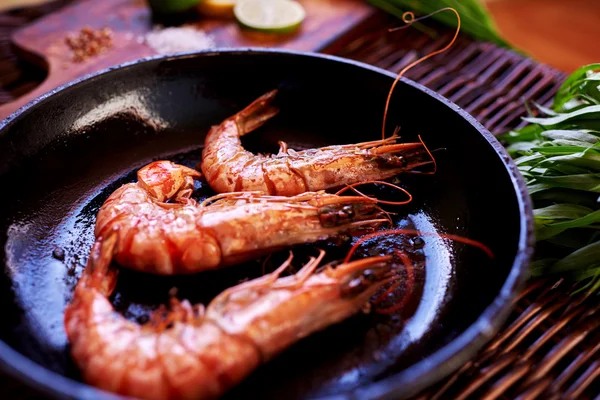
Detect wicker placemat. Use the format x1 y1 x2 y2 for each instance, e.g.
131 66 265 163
1 2 598 400
337 15 598 399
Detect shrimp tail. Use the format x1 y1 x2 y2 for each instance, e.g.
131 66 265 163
234 89 280 136
81 229 119 296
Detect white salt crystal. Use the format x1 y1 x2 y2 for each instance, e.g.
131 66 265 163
144 26 216 54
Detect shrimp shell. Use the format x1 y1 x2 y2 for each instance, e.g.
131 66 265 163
200 89 434 196
94 160 387 275
65 232 394 400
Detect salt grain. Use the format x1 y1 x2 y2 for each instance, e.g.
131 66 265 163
144 26 216 55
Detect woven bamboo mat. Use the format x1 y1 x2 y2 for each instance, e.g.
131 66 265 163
1 2 599 400
336 15 598 399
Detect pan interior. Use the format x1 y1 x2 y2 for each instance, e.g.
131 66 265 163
0 52 522 399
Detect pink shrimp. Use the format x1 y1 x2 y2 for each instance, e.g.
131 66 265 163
64 231 395 400
93 160 387 275
200 89 435 196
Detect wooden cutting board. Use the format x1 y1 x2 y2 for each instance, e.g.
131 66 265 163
0 0 377 119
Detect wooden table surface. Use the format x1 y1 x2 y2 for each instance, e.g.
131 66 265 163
487 0 600 73
2 2 600 400
1 0 598 73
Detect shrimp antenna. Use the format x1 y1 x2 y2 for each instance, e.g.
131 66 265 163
336 180 413 206
403 135 438 175
373 249 416 314
344 228 493 264
382 7 461 140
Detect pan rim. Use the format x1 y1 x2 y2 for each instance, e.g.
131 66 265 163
0 47 534 400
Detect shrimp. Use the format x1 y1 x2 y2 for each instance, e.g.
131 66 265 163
94 160 387 275
200 89 435 196
64 231 395 400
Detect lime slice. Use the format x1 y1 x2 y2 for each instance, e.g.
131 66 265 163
197 0 236 18
234 0 305 34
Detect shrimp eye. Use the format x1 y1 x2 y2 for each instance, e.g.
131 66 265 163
342 205 355 219
319 205 358 227
362 269 377 282
387 155 408 168
341 277 366 298
319 203 379 228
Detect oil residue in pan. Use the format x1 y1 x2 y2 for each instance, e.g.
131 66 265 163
223 212 454 400
2 147 455 399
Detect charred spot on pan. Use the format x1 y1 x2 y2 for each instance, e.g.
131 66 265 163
340 266 390 299
327 234 352 246
409 236 425 249
52 247 66 261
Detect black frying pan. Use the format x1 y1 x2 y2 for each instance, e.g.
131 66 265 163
0 49 533 400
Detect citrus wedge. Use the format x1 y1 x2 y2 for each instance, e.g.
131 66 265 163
234 0 306 34
197 0 237 18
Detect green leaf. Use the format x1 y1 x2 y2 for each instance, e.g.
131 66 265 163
527 183 555 195
545 239 600 274
539 151 600 172
522 167 548 176
554 64 600 109
534 204 594 220
506 142 539 153
505 63 600 293
366 0 512 48
531 146 593 155
529 258 559 276
499 124 543 144
545 232 592 250
515 154 545 166
551 139 595 148
533 102 559 116
531 188 600 207
572 266 600 282
523 105 600 126
541 130 599 143
570 267 600 295
536 209 600 241
534 174 600 192
548 163 594 176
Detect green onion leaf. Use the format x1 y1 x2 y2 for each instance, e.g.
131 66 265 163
502 63 600 294
546 240 600 274
534 204 594 220
541 130 599 143
366 0 511 48
523 105 600 126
